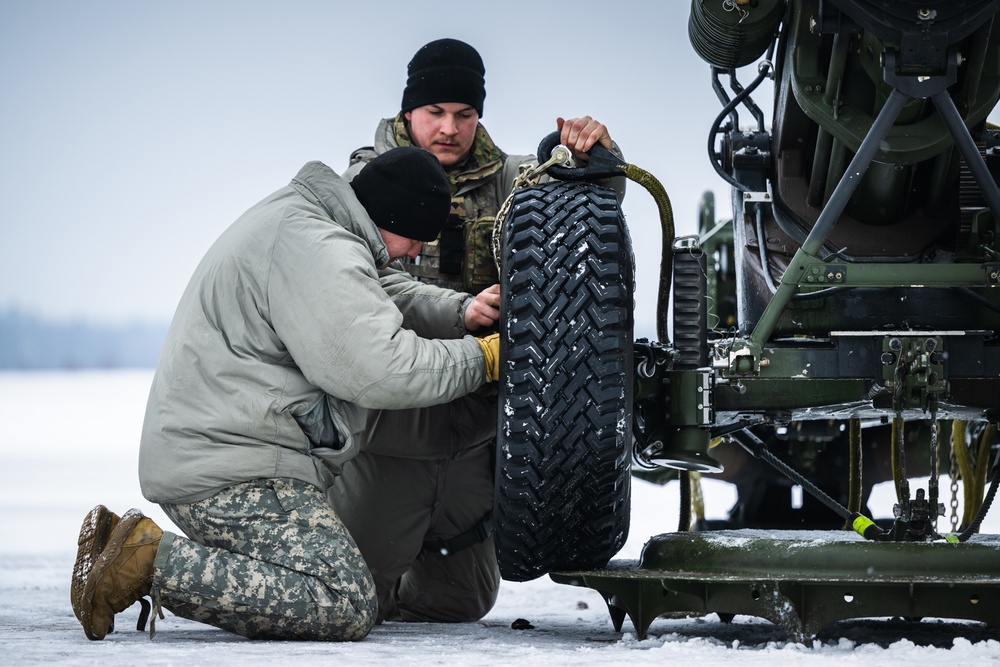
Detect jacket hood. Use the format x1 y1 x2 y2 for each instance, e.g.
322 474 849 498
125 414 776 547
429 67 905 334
290 161 390 268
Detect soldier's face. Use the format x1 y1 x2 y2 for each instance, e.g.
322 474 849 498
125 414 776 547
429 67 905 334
405 103 479 167
378 228 424 266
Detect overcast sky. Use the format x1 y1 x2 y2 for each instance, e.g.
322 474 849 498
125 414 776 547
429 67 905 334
7 2 996 340
0 1 736 338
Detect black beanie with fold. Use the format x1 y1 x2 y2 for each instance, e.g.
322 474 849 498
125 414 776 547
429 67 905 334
349 147 452 242
401 38 486 117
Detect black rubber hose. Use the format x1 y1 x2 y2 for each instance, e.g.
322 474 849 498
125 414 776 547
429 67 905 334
707 63 772 193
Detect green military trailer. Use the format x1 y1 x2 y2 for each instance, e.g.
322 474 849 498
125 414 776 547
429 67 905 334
491 0 1000 642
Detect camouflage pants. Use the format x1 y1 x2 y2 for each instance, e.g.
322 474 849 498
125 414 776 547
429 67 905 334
155 477 377 641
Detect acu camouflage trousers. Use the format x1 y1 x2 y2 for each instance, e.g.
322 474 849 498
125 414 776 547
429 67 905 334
154 477 377 641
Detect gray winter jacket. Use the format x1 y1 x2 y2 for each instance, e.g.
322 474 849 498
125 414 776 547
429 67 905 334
139 161 487 504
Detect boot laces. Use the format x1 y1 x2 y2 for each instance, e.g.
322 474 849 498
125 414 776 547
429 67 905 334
135 585 165 639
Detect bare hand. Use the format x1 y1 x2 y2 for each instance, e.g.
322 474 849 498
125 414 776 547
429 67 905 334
556 116 613 162
465 284 500 330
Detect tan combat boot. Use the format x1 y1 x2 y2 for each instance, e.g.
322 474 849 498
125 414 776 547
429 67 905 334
78 509 163 641
71 505 121 624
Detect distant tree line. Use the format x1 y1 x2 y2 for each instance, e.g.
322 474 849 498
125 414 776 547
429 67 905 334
0 308 168 370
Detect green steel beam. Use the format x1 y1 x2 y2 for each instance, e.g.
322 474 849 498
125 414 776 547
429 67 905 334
552 530 1000 642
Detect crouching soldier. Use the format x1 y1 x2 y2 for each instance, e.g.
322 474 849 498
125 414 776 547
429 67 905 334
70 147 501 641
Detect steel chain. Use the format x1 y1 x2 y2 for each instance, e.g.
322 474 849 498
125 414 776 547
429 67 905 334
490 145 572 274
950 442 960 532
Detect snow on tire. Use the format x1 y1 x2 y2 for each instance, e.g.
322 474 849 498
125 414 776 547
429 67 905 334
494 180 634 582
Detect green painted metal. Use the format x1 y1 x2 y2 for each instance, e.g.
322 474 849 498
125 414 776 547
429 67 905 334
591 1 1000 646
713 378 868 412
785 2 1000 166
788 257 1000 289
551 530 1000 642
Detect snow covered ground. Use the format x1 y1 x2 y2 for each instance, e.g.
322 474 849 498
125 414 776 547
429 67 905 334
1 370 998 665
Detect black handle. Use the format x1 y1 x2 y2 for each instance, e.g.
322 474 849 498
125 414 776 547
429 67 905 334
536 131 627 181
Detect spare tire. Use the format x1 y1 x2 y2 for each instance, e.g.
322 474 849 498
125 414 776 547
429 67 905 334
494 180 634 581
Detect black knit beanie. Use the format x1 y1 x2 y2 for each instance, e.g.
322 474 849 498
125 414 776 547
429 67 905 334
401 38 486 117
349 147 452 242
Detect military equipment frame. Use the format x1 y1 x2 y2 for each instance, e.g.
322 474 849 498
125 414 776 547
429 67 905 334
493 0 1000 641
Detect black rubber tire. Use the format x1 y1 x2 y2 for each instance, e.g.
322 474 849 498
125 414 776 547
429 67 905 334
494 180 634 582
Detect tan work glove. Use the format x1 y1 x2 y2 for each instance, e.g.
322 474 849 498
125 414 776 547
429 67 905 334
475 333 500 382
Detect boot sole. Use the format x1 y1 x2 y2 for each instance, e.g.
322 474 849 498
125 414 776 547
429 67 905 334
71 505 119 623
78 508 145 641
